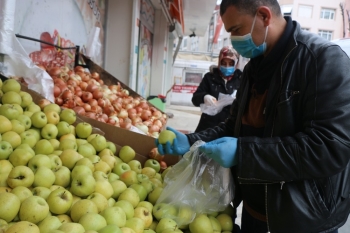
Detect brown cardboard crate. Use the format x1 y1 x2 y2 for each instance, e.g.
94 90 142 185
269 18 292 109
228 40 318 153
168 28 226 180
21 83 179 166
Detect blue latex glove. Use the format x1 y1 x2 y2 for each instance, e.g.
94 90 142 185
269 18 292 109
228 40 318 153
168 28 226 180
155 126 190 156
199 137 238 168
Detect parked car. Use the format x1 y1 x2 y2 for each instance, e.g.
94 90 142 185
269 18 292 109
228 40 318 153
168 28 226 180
332 38 350 57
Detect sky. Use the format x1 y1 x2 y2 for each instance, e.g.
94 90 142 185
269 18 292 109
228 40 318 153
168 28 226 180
216 0 222 5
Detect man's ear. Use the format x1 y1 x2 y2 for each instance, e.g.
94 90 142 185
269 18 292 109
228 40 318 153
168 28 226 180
257 6 272 27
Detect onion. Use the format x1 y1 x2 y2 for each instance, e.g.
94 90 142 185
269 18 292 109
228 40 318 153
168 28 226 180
55 97 63 106
138 101 149 110
97 98 107 108
131 116 142 125
73 96 84 106
86 84 98 93
38 98 51 110
149 147 164 162
85 111 96 119
91 72 100 80
74 66 85 73
153 119 163 128
53 86 61 97
107 117 118 126
152 110 162 119
118 109 128 119
48 67 61 76
103 105 114 115
149 124 160 133
140 110 152 121
135 123 148 134
79 81 88 90
82 92 93 102
88 99 98 107
67 79 78 87
93 89 103 99
160 161 168 172
120 121 131 130
82 103 92 112
73 106 85 115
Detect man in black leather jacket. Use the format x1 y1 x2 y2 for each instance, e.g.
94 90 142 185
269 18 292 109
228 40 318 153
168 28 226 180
156 0 350 232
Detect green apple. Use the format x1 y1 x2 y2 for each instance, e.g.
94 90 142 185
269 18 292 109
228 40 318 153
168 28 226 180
0 115 12 133
27 128 41 141
105 141 117 154
78 143 96 157
2 91 22 105
10 119 25 134
99 149 116 169
118 146 135 163
216 213 233 231
19 195 49 224
47 188 73 214
49 138 60 150
69 124 75 135
118 188 140 208
75 158 95 172
34 139 54 155
120 227 137 233
107 197 116 207
154 173 162 182
129 183 148 202
0 192 21 222
128 160 142 173
94 160 112 175
155 218 177 233
87 133 99 142
147 187 163 205
20 130 38 148
144 159 160 173
38 215 62 233
114 200 134 220
56 121 71 138
58 222 85 233
7 165 35 188
76 138 88 146
141 167 157 179
143 229 156 233
158 130 176 145
59 108 76 125
45 110 60 125
53 166 71 188
59 138 77 151
66 194 81 215
70 199 98 222
43 103 61 114
41 123 58 140
59 149 83 169
2 131 21 149
110 180 127 199
98 225 123 233
0 141 13 160
87 154 101 163
152 203 177 221
19 91 33 108
150 178 163 188
78 213 107 231
70 174 96 197
108 172 119 183
95 179 114 199
87 192 109 213
209 215 222 233
113 162 131 176
0 159 13 174
134 206 153 228
31 111 48 128
136 201 153 213
177 204 195 228
0 104 21 120
189 214 213 233
75 122 92 139
33 166 56 188
32 186 52 200
28 154 52 172
56 214 73 224
90 135 107 152
5 220 40 233
93 170 109 181
16 114 32 130
124 217 145 233
72 165 93 178
11 186 33 203
2 78 21 93
120 170 138 187
101 206 126 227
47 154 62 171
137 174 149 183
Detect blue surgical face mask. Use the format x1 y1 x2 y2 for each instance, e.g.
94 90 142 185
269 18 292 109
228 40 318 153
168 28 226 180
220 66 235 77
230 14 268 58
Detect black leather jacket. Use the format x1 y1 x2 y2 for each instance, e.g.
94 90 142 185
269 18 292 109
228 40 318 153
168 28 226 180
187 21 350 233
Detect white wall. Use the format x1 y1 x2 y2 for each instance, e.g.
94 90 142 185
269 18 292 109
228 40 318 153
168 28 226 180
104 0 133 86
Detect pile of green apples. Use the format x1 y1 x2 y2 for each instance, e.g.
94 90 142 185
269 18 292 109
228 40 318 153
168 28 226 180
0 78 235 233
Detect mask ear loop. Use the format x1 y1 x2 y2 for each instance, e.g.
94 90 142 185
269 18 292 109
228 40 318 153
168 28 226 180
250 14 258 34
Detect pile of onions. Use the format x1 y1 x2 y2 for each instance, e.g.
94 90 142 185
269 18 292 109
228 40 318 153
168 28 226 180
44 65 167 138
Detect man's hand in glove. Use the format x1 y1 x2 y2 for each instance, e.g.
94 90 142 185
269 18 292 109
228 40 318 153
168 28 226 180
204 94 217 106
155 127 190 156
199 137 238 168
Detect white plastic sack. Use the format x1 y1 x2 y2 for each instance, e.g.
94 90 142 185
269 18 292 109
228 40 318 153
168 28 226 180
200 91 236 116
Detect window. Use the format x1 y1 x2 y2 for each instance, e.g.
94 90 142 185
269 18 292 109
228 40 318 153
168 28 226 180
301 28 310 31
320 8 335 20
298 5 313 18
281 5 293 16
318 30 333 41
183 38 187 48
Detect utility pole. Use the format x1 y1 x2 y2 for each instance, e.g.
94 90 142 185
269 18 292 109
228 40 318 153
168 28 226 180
340 3 346 38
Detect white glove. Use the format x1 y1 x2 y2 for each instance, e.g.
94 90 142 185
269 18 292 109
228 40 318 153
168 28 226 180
204 94 217 106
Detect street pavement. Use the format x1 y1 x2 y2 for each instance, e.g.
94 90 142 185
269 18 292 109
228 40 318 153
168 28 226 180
164 104 349 232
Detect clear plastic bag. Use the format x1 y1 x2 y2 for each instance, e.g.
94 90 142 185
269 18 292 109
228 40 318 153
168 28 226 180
200 92 236 116
155 140 235 227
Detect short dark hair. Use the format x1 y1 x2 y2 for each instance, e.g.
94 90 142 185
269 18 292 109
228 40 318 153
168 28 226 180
220 0 281 17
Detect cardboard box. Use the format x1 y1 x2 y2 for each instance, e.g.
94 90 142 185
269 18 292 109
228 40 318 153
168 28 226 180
21 83 179 166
